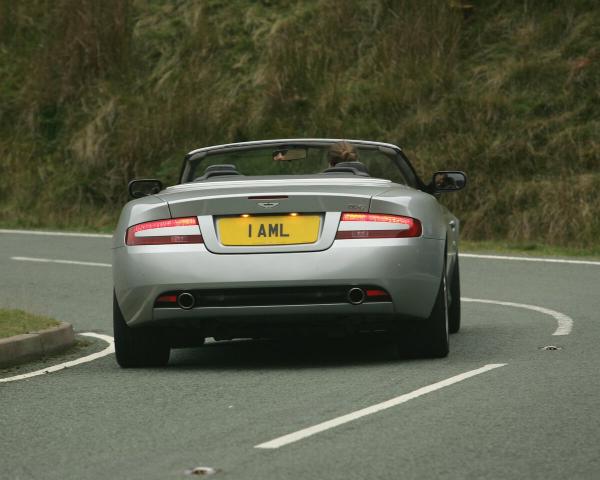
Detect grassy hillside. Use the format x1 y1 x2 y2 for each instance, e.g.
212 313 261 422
0 0 598 247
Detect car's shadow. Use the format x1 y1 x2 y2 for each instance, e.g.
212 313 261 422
163 317 530 371
168 334 404 370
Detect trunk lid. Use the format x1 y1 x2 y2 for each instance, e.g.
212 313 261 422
159 176 401 217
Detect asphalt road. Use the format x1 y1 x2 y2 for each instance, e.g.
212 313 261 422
1 230 599 480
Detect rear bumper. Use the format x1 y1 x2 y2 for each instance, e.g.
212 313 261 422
113 237 444 328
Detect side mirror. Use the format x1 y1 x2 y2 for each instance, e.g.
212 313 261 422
128 179 163 199
431 171 467 192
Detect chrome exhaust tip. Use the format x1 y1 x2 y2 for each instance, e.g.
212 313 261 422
347 287 365 305
177 292 196 310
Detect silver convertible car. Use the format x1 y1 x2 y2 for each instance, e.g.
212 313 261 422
112 139 466 367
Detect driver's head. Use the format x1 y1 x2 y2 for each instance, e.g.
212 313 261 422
272 149 288 161
328 141 358 167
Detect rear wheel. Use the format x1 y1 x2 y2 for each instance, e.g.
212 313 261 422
113 292 170 368
448 256 461 334
418 268 449 357
397 261 449 359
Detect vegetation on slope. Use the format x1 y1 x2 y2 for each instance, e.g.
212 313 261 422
0 0 598 246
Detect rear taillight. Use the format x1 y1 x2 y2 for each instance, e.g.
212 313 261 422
336 212 422 239
125 217 203 246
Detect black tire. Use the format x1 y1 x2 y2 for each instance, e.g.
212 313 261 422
418 267 450 358
396 261 449 359
448 256 461 334
113 292 170 368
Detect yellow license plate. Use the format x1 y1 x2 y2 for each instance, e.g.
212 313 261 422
218 215 321 246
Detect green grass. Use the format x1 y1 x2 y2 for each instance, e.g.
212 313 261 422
0 0 599 248
0 309 60 339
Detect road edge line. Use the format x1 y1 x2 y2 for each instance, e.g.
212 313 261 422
0 229 111 239
11 257 111 268
461 253 600 266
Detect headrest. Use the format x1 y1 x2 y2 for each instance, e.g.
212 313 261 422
323 161 370 176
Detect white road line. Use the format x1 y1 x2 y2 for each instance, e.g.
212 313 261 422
461 253 600 266
255 363 506 449
0 333 114 384
0 229 111 239
11 256 111 268
462 297 573 336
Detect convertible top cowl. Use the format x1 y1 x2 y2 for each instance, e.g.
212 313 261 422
166 175 393 193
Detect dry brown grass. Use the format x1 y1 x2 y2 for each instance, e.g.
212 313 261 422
0 0 598 246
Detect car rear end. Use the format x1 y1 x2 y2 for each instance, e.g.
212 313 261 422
112 177 445 340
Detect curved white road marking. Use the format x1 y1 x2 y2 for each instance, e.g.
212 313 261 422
0 229 111 239
255 363 507 449
462 253 600 266
462 297 573 336
11 256 111 268
0 333 114 384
